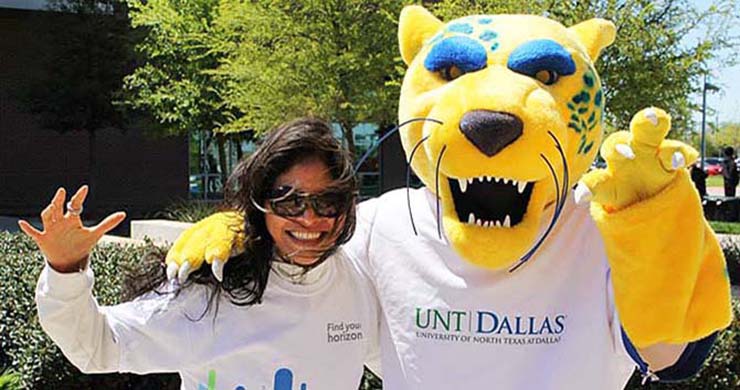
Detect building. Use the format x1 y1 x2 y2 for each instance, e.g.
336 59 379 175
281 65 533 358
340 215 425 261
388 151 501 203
0 2 188 220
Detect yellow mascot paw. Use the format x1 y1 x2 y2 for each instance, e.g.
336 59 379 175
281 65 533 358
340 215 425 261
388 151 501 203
165 211 246 283
575 107 698 210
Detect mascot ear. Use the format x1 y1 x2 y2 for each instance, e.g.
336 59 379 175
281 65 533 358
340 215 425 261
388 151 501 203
568 18 616 62
399 5 444 65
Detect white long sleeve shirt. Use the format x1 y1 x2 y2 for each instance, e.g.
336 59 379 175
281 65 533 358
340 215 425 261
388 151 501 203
36 249 380 390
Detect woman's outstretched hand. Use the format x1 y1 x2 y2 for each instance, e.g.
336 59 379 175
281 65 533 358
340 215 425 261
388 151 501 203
18 185 127 273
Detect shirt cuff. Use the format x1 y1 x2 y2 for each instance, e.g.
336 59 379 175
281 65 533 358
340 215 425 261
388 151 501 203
37 260 94 301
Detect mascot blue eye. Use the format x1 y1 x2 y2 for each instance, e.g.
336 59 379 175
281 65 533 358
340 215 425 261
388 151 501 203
424 36 487 81
507 39 575 85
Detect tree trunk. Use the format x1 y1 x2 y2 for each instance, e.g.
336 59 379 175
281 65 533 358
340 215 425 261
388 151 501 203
216 133 228 192
340 121 356 157
234 136 243 161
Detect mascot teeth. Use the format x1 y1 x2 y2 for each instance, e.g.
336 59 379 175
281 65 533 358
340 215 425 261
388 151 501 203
455 176 529 194
450 176 534 228
466 213 512 228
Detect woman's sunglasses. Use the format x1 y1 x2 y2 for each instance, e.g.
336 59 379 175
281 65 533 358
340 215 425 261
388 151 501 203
266 189 354 218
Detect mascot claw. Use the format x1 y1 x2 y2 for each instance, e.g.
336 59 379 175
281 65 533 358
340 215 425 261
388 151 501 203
211 259 225 282
166 257 225 283
671 151 685 170
164 211 245 283
574 183 593 205
615 144 636 160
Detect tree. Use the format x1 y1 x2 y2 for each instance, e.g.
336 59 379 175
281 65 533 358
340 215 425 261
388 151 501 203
428 0 739 136
211 0 404 152
120 0 240 185
20 0 134 205
693 122 740 157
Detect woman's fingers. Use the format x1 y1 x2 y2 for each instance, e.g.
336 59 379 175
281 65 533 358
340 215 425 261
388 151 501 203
90 211 127 239
51 187 66 222
40 204 53 227
41 188 66 226
66 185 88 217
18 220 43 241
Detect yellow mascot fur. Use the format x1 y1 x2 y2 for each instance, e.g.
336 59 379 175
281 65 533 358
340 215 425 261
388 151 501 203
166 5 732 386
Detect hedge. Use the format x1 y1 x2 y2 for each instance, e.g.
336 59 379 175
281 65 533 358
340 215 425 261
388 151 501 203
1 231 738 389
0 232 179 390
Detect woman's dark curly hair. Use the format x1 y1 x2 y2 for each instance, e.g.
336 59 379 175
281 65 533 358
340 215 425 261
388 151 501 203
125 118 357 318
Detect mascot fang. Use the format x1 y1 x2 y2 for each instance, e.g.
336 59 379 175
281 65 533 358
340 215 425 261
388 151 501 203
166 5 733 389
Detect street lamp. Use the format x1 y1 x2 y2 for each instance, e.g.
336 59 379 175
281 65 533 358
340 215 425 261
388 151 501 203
700 73 720 170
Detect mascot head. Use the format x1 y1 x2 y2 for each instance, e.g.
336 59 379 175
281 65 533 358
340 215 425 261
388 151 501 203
398 6 616 269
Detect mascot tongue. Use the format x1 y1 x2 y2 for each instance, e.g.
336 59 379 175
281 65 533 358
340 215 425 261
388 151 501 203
449 177 534 227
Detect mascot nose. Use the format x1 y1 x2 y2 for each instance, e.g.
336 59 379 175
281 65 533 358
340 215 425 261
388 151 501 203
459 110 523 157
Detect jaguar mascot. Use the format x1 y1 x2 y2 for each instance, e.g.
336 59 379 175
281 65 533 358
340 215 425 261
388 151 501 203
165 6 732 389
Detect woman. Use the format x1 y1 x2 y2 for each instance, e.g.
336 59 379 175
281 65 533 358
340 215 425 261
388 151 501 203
25 118 379 390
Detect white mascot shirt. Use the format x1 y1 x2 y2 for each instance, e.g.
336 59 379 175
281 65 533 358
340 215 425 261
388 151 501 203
345 188 637 390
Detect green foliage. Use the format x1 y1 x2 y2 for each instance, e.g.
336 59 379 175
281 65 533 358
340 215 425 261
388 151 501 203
160 200 220 223
690 122 740 157
211 0 404 149
430 0 740 137
120 0 405 152
0 232 179 389
0 232 381 389
624 298 740 389
0 230 738 388
710 221 740 235
120 0 738 155
720 238 740 286
0 370 21 390
120 0 226 137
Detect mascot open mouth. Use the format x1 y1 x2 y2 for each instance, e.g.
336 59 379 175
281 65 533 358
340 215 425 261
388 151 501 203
448 177 534 227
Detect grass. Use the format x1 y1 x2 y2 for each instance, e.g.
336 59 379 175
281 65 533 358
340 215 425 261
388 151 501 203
709 221 740 234
707 174 724 187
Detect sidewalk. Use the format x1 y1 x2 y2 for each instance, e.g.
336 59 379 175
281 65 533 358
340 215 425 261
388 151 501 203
708 186 726 196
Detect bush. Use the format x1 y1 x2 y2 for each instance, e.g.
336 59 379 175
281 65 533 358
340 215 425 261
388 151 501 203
624 298 740 389
2 231 737 389
0 232 179 390
0 370 21 390
159 200 220 223
722 238 740 286
0 232 380 389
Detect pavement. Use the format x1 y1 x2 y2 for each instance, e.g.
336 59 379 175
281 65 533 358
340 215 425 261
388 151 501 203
707 186 727 196
0 215 131 237
0 215 32 233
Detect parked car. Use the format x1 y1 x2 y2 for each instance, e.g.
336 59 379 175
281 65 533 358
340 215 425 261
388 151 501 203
703 157 724 176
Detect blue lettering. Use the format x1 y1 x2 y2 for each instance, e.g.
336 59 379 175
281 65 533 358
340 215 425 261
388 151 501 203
498 317 513 335
539 317 553 334
476 311 499 333
514 316 528 335
528 316 540 335
554 315 566 334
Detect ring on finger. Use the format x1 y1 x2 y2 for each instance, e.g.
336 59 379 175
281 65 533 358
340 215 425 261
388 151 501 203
66 201 83 216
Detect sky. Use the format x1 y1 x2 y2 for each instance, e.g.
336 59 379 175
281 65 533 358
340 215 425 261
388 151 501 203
690 0 740 124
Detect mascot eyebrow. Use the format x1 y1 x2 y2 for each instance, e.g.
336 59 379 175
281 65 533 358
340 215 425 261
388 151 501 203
507 39 576 78
423 36 488 74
